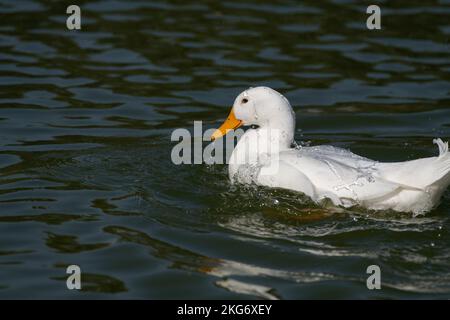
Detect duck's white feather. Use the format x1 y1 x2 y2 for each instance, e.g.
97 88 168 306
376 138 450 189
232 140 450 215
223 87 450 215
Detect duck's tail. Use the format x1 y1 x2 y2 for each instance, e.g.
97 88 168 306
378 138 450 191
430 138 450 187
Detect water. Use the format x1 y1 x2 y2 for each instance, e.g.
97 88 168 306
0 0 450 299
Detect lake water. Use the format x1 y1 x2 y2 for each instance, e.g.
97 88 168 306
0 0 450 299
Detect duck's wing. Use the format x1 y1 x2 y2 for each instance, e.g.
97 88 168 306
274 146 402 205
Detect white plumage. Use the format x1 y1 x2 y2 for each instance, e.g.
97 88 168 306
213 86 450 215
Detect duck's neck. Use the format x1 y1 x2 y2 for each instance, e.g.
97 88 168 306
257 115 295 150
229 116 295 169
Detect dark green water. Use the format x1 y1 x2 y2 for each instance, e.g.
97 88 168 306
1 0 450 299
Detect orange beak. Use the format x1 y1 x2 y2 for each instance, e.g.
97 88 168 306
211 108 243 141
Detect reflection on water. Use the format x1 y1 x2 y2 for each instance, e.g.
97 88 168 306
0 0 450 298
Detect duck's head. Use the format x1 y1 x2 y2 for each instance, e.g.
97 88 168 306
211 86 296 141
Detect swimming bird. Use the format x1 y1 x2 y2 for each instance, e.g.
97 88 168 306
211 86 450 215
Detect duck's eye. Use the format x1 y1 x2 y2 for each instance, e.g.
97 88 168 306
242 98 248 104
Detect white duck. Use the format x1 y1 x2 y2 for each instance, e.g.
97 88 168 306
211 86 450 215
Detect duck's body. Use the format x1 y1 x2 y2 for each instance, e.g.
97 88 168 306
212 87 450 215
230 133 450 215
